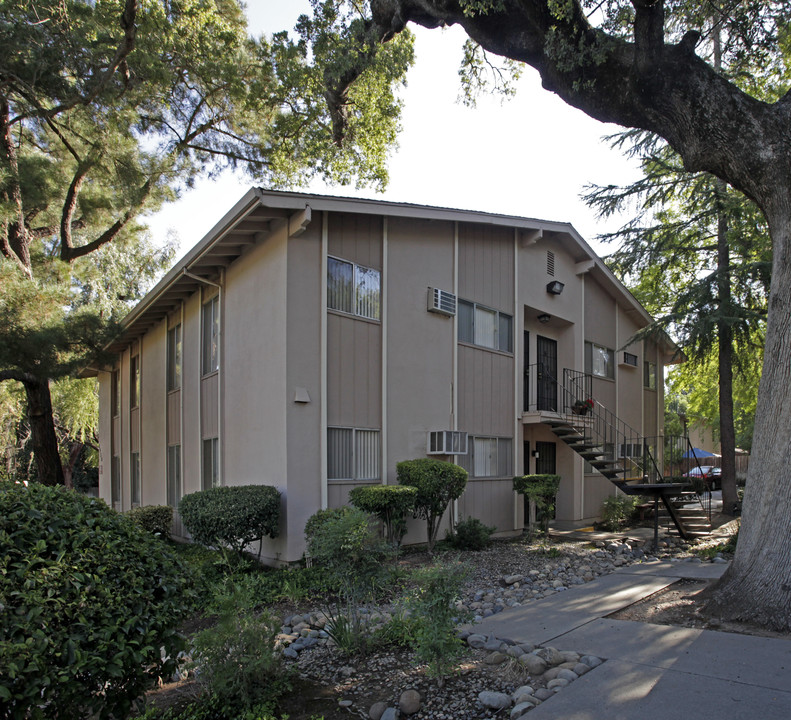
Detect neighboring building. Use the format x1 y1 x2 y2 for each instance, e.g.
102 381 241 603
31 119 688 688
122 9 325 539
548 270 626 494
92 189 675 564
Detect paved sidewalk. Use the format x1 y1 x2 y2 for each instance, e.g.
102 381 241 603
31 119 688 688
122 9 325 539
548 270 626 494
471 560 791 719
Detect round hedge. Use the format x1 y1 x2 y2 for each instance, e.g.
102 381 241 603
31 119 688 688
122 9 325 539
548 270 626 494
179 484 281 554
0 483 191 719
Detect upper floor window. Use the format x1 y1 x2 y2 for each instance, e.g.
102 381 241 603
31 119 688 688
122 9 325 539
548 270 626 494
130 353 140 408
644 361 657 390
202 296 220 375
458 300 513 353
327 256 380 320
585 341 614 379
167 324 182 391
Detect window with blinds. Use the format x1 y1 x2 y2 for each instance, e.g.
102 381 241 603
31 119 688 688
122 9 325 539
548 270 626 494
328 257 380 321
458 299 513 353
327 427 381 481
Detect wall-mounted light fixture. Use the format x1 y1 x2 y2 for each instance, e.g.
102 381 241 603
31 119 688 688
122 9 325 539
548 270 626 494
532 450 540 459
537 313 551 324
546 280 565 295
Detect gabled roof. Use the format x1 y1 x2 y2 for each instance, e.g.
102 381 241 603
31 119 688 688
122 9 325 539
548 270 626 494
93 189 681 364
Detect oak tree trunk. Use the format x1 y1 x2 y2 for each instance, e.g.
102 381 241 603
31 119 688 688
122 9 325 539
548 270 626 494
22 378 65 486
703 203 791 629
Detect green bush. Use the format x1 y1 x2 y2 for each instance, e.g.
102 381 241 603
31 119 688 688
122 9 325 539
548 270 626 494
405 562 471 686
599 494 639 531
0 483 191 719
128 504 174 539
179 484 281 556
190 585 291 717
446 516 496 551
397 458 468 553
349 484 417 547
513 474 561 534
304 506 392 654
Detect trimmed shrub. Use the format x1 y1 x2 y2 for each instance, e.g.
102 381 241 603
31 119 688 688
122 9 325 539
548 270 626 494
128 504 174 539
349 484 417 547
179 484 281 555
0 483 190 719
446 516 496 551
513 474 561 534
599 494 639 531
397 458 468 553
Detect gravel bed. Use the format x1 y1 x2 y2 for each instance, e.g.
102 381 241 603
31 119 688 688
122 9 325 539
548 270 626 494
279 534 715 719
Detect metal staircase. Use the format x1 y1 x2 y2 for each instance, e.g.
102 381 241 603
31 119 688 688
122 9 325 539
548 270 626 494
526 366 712 541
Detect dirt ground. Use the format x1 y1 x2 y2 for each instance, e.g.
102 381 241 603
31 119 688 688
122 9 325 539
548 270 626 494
609 578 790 640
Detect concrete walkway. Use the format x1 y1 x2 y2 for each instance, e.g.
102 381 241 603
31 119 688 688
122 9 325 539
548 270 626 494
471 560 791 719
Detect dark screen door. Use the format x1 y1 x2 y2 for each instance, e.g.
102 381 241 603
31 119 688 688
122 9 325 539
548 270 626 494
537 335 557 411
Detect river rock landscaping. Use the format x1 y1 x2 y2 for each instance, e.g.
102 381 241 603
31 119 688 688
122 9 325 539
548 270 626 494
263 534 727 719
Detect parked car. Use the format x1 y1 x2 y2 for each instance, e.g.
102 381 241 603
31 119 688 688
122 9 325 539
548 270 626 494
684 465 722 490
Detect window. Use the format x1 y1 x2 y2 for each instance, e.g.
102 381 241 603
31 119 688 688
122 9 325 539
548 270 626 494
585 341 615 379
327 257 381 320
111 369 120 416
327 427 381 481
644 361 657 390
202 437 219 489
130 354 140 408
111 456 121 509
167 324 182 391
130 451 141 506
459 436 512 478
202 296 220 375
167 445 181 508
458 300 513 353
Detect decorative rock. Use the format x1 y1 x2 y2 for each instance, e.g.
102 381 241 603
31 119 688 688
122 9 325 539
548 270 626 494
381 708 400 720
518 643 536 653
536 646 564 667
507 645 525 658
282 647 298 659
369 701 388 720
560 651 581 663
399 689 421 715
512 685 534 702
558 668 579 682
519 654 548 675
504 574 525 585
339 700 353 708
580 655 603 668
547 678 570 690
542 667 561 681
483 651 509 665
534 688 555 701
573 662 591 676
511 702 534 719
483 635 503 651
467 633 487 649
478 691 512 710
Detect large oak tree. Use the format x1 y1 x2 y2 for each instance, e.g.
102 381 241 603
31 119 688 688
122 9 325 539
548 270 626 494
0 0 413 483
341 0 791 629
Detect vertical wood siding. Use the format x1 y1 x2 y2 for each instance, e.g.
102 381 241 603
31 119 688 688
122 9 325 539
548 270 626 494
328 213 382 269
458 224 514 310
167 391 181 446
458 345 514 437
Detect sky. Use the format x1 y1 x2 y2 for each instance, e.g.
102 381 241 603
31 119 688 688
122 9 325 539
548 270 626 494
146 2 642 261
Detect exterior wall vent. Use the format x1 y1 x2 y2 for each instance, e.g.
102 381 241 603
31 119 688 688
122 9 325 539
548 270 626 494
547 251 555 276
620 351 639 367
427 430 468 455
427 287 457 317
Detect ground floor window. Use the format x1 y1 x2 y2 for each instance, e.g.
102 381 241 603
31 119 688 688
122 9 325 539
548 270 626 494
130 452 141 506
111 456 121 510
327 427 380 481
202 437 219 489
459 436 512 478
167 445 181 507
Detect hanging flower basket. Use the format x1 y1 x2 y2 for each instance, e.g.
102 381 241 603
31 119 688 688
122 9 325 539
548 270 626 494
572 398 595 415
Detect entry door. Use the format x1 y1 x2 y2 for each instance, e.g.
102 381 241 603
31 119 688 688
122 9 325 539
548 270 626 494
535 441 557 474
536 335 558 411
523 331 530 411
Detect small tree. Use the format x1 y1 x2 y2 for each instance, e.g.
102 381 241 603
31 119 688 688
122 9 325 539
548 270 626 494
513 474 561 537
397 459 468 553
349 484 417 547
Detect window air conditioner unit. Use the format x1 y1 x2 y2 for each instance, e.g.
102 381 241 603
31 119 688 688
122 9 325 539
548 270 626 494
620 351 639 367
427 430 468 455
427 287 457 317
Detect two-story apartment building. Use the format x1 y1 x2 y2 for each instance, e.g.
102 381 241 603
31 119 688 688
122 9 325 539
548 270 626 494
93 189 675 564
